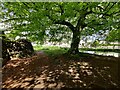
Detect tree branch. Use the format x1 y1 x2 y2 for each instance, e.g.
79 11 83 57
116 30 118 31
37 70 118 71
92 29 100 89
54 20 75 32
107 2 116 11
59 4 64 16
103 2 116 16
76 10 92 30
104 2 110 11
92 3 116 17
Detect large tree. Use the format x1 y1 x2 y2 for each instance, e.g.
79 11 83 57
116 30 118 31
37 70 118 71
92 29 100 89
1 2 120 54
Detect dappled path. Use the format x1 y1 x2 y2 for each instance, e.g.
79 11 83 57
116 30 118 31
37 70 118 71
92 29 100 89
2 51 120 89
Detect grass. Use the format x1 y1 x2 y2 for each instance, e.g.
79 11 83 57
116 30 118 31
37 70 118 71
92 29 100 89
79 48 120 53
34 46 88 60
99 44 120 46
34 45 68 56
34 45 120 54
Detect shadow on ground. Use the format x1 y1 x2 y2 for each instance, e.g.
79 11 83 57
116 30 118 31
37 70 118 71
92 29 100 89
2 51 120 89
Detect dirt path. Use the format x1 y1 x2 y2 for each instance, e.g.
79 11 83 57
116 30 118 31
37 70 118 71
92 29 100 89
2 51 120 89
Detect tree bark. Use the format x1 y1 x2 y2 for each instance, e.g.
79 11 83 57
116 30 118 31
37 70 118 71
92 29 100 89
68 28 80 54
54 20 81 54
54 9 92 55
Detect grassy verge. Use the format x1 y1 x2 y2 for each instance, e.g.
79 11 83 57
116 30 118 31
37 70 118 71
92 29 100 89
33 45 120 58
34 45 68 56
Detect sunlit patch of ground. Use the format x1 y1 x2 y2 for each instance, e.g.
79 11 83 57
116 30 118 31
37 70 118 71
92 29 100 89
2 51 120 89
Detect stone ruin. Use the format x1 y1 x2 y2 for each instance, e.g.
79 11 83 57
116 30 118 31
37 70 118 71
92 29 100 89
2 35 34 66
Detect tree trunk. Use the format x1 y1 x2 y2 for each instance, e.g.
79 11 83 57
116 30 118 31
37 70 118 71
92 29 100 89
54 20 82 54
68 29 80 54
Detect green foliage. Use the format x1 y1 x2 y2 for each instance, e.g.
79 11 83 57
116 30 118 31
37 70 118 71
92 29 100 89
91 40 99 47
1 2 120 44
105 29 120 42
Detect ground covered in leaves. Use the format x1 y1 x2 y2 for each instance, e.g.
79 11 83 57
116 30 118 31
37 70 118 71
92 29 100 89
2 50 120 89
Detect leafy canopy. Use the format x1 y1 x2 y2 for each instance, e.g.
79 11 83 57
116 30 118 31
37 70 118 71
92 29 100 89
1 2 120 44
